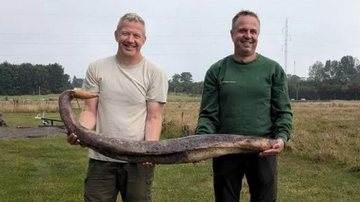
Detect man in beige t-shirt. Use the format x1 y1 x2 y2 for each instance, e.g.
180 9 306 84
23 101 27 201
67 13 168 202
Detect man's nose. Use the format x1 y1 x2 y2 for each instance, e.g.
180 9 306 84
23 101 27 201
127 34 135 42
244 30 252 38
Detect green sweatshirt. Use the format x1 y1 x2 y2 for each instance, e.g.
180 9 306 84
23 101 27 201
195 54 293 142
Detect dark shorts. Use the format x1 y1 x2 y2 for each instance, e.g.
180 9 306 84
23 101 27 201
84 158 154 202
213 153 277 202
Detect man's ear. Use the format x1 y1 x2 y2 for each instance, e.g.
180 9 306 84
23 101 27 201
114 30 119 42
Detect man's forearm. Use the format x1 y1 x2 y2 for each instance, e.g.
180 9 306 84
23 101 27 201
78 97 98 130
145 116 162 141
79 110 97 130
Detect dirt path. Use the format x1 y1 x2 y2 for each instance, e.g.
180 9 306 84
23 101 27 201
0 127 65 139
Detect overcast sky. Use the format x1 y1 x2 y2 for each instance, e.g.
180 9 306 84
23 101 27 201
1 0 359 81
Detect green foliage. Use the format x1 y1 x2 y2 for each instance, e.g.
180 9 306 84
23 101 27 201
161 119 182 139
288 55 360 100
71 76 84 88
168 72 203 95
0 62 72 95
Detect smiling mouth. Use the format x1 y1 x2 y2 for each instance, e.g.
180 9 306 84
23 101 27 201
241 39 253 44
125 46 135 50
241 42 252 48
240 40 254 48
123 44 137 51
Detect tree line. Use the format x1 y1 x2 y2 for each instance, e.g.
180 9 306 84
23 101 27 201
0 62 74 95
288 55 360 100
1 55 360 100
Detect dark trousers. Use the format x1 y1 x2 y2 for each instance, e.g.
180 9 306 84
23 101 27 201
84 159 154 202
213 153 277 202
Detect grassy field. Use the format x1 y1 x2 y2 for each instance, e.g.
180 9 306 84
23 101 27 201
0 96 359 201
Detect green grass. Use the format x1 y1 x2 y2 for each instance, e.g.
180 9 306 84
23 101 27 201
2 111 80 128
2 113 58 127
0 137 87 202
167 93 201 102
277 153 360 201
1 98 359 201
0 136 359 201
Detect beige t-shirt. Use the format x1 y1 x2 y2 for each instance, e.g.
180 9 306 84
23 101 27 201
83 55 168 161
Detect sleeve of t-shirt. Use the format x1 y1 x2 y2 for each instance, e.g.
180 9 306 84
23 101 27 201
82 63 100 93
147 69 168 103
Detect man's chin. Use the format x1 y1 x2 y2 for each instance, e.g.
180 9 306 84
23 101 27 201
239 49 254 55
121 49 137 56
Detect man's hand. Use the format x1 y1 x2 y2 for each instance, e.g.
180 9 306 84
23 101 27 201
67 133 81 145
142 162 154 167
259 138 285 157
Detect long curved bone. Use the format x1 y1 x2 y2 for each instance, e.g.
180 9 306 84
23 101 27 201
58 90 276 164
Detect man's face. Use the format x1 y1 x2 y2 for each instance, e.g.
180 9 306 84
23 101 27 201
115 20 146 58
231 15 259 57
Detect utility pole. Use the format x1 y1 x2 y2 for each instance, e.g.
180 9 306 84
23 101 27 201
283 18 289 74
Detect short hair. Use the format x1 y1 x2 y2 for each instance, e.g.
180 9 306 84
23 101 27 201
231 10 260 30
116 13 146 34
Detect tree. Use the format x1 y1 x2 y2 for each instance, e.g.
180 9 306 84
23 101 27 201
306 55 360 100
308 61 325 82
71 76 84 88
0 62 15 95
180 72 193 83
0 62 72 95
47 63 72 93
168 72 201 94
287 74 301 100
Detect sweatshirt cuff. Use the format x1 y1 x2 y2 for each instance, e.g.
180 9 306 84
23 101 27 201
276 133 289 143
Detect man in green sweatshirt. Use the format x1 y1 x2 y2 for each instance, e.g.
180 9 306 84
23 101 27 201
195 10 292 202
